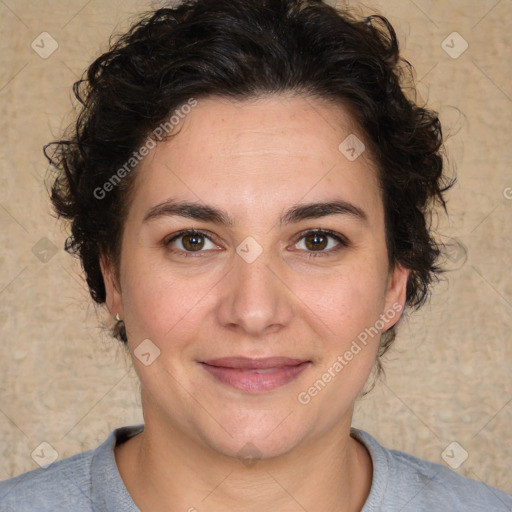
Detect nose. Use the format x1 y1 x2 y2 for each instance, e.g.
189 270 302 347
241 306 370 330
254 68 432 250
216 247 294 337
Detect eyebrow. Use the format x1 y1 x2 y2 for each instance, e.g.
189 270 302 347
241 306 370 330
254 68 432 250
142 198 368 226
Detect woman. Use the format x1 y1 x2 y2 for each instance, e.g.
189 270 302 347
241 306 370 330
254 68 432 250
1 0 510 510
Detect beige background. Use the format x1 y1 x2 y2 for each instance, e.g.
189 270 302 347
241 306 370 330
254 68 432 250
0 0 511 496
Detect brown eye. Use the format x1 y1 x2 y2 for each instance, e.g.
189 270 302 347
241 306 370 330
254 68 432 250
165 230 218 254
304 232 329 251
181 233 205 251
293 229 348 256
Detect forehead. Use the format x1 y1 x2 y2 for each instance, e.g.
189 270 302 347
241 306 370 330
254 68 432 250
159 94 369 166
128 94 382 226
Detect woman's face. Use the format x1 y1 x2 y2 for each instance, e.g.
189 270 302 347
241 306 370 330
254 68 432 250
102 94 409 458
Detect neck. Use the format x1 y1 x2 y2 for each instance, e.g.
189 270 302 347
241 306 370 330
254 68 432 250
115 402 372 512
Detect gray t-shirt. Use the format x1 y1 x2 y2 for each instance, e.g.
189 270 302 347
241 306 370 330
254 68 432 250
1 425 511 511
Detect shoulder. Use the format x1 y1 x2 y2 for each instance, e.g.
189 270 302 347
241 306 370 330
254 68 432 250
0 447 97 511
351 428 512 512
0 425 143 512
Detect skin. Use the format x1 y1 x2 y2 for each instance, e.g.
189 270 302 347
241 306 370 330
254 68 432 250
101 94 410 512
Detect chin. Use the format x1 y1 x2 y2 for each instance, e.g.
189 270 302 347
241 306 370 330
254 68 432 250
195 405 318 463
206 428 305 463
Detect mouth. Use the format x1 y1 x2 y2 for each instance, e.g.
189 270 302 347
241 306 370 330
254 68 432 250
199 357 312 393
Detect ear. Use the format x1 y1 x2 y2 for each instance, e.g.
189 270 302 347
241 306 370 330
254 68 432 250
382 264 410 331
100 254 124 320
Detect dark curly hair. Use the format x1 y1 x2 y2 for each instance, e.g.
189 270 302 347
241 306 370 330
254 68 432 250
45 0 453 372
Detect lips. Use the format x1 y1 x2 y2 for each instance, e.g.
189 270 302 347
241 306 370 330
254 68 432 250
202 357 307 370
199 357 311 393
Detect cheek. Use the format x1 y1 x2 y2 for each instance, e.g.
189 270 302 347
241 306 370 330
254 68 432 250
119 259 194 342
297 263 388 341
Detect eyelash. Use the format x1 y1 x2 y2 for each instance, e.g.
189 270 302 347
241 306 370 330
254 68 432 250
164 229 349 258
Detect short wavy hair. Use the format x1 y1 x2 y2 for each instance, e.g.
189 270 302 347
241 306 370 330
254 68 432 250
46 0 453 373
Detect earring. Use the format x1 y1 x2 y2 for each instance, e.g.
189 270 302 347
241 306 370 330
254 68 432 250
115 313 121 321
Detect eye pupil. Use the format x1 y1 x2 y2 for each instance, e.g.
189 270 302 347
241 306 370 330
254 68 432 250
306 233 328 251
183 233 204 251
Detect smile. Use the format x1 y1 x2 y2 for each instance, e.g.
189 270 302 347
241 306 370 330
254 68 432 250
199 357 312 393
